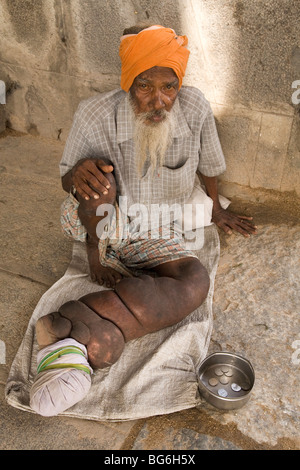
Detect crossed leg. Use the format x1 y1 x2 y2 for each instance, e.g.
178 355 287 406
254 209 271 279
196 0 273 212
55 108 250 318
35 255 209 369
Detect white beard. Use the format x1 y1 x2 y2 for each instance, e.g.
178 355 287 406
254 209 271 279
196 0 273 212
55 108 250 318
128 95 177 176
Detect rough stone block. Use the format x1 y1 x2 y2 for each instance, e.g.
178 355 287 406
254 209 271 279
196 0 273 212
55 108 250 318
0 63 118 141
0 134 72 285
251 113 293 190
280 114 300 196
214 106 261 187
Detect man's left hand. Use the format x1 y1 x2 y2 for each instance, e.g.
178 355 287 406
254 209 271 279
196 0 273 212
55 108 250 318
212 206 257 237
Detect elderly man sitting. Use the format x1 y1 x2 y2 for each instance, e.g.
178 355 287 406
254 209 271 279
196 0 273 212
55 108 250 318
30 24 256 417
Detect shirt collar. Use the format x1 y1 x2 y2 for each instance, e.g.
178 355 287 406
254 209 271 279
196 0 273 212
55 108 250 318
116 93 192 144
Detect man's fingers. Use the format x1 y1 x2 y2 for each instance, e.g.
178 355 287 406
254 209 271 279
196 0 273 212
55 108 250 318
237 218 258 232
73 181 93 200
225 227 233 235
73 159 113 199
73 179 101 200
97 162 114 174
236 215 253 220
85 162 112 191
219 217 257 237
237 226 251 237
85 173 110 196
233 218 257 237
222 222 249 237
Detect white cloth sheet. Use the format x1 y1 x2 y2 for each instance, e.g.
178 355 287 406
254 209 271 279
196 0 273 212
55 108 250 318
6 224 220 421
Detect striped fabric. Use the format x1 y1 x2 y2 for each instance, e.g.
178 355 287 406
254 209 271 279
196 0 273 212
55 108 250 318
60 192 87 242
37 345 92 375
60 193 197 278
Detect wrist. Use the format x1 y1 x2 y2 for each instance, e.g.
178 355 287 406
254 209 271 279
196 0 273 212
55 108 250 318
62 170 74 193
212 199 222 213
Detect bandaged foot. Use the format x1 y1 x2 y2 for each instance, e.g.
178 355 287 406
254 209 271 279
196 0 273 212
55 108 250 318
30 338 93 417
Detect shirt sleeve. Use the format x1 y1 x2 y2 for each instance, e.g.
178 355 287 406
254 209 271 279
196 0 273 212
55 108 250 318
59 104 96 177
197 106 226 177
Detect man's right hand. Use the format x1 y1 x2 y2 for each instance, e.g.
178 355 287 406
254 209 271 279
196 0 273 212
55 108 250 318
71 158 114 200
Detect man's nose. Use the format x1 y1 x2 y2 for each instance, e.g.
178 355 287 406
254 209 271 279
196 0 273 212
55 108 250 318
150 89 165 110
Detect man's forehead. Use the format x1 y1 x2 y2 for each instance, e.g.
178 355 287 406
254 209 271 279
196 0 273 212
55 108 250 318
135 66 178 83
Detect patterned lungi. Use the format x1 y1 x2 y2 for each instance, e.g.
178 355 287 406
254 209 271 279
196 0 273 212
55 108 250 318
61 193 197 278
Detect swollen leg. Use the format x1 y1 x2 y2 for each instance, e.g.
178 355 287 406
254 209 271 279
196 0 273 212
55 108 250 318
153 257 210 309
58 300 125 369
114 256 210 332
35 258 209 369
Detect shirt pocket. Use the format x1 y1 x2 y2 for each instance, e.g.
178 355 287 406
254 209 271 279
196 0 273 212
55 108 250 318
150 158 196 203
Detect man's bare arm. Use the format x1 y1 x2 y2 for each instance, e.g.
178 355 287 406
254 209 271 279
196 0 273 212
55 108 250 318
199 173 257 237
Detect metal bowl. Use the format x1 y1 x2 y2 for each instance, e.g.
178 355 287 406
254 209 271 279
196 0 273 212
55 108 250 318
197 351 255 410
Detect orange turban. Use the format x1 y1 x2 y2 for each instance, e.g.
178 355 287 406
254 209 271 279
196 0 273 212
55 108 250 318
119 25 190 92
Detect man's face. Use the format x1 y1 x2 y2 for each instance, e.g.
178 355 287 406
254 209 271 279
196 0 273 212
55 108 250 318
130 66 179 124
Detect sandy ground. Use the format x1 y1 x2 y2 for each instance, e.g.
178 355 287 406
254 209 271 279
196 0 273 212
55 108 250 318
0 130 299 450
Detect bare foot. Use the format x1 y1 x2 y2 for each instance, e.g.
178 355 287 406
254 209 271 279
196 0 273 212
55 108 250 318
86 240 122 289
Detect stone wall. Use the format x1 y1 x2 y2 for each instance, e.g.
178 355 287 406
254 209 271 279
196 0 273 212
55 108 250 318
0 0 299 196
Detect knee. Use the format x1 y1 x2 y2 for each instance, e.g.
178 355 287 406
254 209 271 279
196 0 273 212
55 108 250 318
185 258 210 306
77 172 117 215
167 257 210 308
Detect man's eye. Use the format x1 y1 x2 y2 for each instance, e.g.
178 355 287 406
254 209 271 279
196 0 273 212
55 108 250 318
164 85 175 92
166 83 177 90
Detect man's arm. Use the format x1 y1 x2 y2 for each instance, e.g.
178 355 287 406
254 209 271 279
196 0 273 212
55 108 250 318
200 173 257 237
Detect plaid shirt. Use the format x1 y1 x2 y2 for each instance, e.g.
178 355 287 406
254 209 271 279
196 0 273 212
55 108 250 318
59 86 226 210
